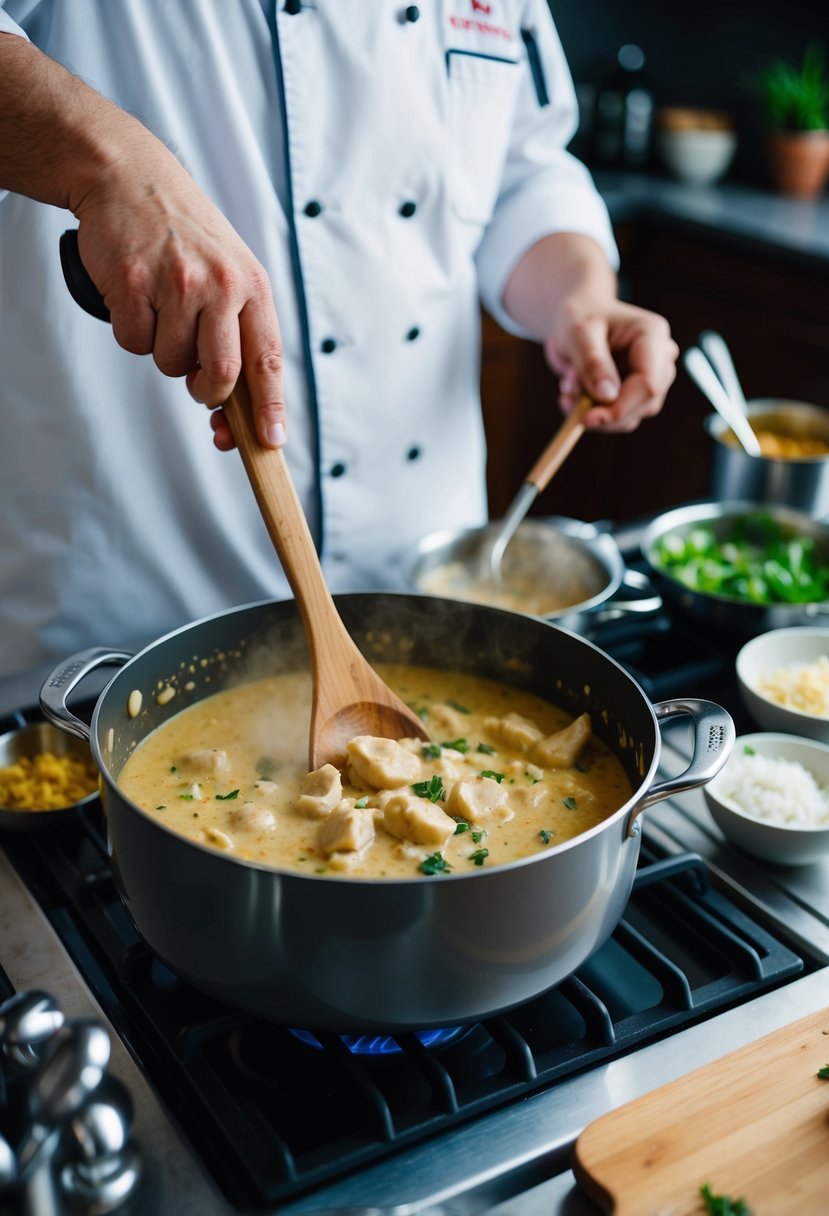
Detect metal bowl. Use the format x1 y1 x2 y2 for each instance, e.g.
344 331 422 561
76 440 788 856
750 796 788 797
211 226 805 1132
0 720 99 832
641 500 829 636
706 399 829 517
408 516 660 635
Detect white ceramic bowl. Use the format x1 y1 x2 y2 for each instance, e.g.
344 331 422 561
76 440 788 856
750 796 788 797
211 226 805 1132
736 627 829 742
657 128 737 184
704 732 829 865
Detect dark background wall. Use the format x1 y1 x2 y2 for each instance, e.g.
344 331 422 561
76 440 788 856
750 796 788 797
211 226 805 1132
547 0 829 185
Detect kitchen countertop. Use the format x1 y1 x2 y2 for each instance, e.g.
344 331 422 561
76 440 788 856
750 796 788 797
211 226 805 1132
595 169 829 274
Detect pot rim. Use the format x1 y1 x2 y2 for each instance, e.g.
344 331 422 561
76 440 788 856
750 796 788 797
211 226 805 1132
67 592 663 885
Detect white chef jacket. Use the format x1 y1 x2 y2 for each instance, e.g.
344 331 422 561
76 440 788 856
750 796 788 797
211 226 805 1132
0 0 616 678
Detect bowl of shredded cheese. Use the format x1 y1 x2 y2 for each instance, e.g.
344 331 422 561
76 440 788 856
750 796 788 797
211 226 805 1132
0 721 99 831
736 626 829 743
704 732 829 865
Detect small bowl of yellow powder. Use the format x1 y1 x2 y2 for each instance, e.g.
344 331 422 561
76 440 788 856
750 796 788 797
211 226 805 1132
0 721 99 832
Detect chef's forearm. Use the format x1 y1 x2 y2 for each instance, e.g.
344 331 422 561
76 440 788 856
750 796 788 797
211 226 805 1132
500 232 617 343
0 32 161 213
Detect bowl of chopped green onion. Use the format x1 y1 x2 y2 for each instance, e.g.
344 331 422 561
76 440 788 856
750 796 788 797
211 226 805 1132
641 501 829 635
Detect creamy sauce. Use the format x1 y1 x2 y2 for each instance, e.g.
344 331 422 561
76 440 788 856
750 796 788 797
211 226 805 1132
118 665 632 879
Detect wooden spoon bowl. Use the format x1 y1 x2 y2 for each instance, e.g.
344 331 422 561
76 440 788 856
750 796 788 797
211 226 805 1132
223 379 429 769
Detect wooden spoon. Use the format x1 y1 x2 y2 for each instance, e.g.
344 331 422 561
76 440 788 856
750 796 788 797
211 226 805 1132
223 377 429 770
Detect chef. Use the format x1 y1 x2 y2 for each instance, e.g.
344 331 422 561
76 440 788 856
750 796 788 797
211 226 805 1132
0 0 678 683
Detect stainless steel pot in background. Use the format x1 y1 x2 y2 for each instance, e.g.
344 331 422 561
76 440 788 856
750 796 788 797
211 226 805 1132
39 594 732 1033
407 517 661 635
706 400 829 518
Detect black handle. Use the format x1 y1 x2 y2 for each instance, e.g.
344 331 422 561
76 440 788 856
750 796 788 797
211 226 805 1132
59 229 111 323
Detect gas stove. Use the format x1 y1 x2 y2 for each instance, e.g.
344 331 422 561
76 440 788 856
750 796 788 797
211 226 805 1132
1 529 829 1216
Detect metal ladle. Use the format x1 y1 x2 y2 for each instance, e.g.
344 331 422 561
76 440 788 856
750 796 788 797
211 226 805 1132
485 394 594 586
683 342 762 458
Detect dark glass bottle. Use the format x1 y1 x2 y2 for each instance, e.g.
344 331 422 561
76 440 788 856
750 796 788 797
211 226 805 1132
593 45 654 169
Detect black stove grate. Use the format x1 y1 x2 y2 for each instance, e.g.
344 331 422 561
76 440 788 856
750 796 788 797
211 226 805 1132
2 781 806 1211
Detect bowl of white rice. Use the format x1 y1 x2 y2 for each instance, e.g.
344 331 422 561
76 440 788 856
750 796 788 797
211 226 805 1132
736 626 829 743
704 732 829 865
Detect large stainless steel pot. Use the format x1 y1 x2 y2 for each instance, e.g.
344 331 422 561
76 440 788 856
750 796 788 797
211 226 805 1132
641 500 829 636
407 517 661 635
40 594 732 1033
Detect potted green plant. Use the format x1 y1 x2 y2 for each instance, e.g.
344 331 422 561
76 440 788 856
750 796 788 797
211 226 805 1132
758 44 829 199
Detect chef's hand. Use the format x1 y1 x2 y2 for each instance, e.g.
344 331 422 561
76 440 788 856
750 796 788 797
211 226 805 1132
74 189 286 451
0 32 284 450
501 233 678 433
544 298 679 433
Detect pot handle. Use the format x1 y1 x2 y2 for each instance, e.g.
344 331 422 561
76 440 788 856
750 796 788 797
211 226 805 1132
625 698 735 839
588 568 663 624
39 647 133 742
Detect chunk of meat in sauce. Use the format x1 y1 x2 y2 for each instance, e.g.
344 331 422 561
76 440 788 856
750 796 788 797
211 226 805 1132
483 712 543 753
177 748 231 777
294 763 342 818
447 774 513 824
379 792 456 847
318 801 375 857
532 713 591 768
346 736 421 789
229 803 276 832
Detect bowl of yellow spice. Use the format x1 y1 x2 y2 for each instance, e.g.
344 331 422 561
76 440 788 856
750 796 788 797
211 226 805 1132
0 720 99 831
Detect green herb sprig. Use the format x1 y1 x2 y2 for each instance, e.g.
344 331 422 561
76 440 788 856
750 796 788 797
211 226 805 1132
700 1183 750 1215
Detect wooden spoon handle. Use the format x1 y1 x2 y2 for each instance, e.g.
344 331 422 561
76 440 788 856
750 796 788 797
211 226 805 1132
524 394 593 493
222 378 346 660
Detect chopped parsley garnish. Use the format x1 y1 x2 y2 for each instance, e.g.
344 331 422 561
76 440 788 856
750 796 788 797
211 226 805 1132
539 828 554 843
818 1064 829 1079
422 742 442 759
420 852 452 875
441 737 469 753
469 848 489 867
477 742 497 755
169 765 177 773
454 821 470 834
447 699 471 714
355 796 369 809
156 805 166 811
480 770 505 783
700 1183 751 1215
471 829 486 844
215 789 240 801
562 796 578 810
411 775 446 803
743 745 756 755
179 793 194 801
412 705 430 722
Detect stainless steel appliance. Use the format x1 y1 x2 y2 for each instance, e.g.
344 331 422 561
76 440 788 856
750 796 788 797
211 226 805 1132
1 518 828 1216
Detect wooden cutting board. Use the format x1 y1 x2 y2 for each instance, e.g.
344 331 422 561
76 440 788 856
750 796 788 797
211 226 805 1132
573 1007 829 1215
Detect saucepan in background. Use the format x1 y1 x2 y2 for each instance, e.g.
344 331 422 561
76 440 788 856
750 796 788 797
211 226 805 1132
706 400 829 518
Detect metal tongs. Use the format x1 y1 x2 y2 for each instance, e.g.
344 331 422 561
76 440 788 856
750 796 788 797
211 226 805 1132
682 331 762 457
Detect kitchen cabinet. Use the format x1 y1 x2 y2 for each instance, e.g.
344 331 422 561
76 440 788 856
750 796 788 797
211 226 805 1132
481 213 829 524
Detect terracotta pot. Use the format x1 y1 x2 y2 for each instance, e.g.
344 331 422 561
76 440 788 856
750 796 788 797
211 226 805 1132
768 130 829 199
